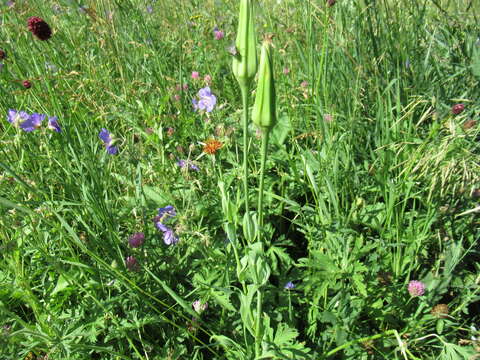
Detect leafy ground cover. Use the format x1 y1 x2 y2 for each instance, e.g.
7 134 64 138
1 0 480 359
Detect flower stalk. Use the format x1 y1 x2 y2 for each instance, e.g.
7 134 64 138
232 0 258 234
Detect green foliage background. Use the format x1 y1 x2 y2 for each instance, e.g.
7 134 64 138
0 0 479 359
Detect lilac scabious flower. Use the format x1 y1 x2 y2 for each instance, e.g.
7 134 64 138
156 222 179 245
192 86 216 113
192 300 208 314
128 232 145 248
177 159 199 171
99 128 118 155
146 5 153 13
408 280 425 297
22 113 45 132
47 116 61 132
284 281 295 290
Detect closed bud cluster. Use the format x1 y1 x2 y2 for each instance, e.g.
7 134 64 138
252 39 276 130
232 0 258 90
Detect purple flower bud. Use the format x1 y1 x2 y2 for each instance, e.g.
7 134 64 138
451 103 465 115
125 256 138 271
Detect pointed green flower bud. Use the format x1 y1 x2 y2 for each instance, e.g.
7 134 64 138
232 0 258 90
252 39 276 130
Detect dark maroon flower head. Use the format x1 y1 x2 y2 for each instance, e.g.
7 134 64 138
27 17 52 41
327 0 336 6
128 232 145 248
0 49 6 60
22 80 31 89
451 103 465 115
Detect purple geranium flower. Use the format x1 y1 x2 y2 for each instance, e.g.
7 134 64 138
157 223 179 245
192 86 216 113
47 116 61 132
158 205 176 218
99 128 118 155
177 159 199 171
21 113 45 132
6 110 43 132
7 109 29 127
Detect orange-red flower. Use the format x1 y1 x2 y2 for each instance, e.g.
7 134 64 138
203 139 223 155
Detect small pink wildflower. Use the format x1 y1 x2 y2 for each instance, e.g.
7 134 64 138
192 300 208 314
408 280 425 297
300 80 308 88
204 74 212 84
283 67 290 75
214 30 225 40
191 71 200 79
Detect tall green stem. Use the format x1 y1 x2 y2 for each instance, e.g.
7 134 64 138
255 289 263 358
241 86 250 215
257 129 269 228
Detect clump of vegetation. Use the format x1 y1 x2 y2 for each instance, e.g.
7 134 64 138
1 0 479 359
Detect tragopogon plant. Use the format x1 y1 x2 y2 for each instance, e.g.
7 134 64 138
232 0 258 241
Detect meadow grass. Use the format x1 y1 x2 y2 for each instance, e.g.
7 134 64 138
1 0 479 359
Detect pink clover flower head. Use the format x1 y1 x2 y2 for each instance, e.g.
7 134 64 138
99 128 118 155
408 280 425 297
283 67 290 75
192 300 208 314
192 86 216 113
451 103 465 115
125 256 139 271
128 232 145 248
300 80 308 88
214 29 224 40
191 71 200 79
204 74 212 84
